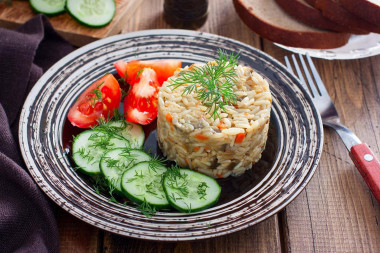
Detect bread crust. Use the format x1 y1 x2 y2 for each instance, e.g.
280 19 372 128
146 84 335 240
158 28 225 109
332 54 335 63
233 0 350 49
275 0 351 32
340 0 380 27
312 0 380 33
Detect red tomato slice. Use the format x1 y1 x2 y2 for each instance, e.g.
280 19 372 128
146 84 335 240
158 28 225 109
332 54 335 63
124 68 159 125
114 59 182 86
67 74 121 128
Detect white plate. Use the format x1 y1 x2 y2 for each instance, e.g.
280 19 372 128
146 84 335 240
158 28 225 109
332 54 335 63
276 33 380 60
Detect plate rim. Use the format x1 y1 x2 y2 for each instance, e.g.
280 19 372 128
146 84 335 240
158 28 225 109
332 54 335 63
275 33 380 60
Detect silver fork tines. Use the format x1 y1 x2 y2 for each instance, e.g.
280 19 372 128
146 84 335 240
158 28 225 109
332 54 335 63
285 53 361 150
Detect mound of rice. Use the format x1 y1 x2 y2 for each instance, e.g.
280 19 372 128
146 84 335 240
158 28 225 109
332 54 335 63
157 63 272 178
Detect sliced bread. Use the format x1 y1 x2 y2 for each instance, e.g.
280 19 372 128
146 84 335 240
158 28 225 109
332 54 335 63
310 0 380 33
233 0 350 49
340 0 380 27
275 0 351 32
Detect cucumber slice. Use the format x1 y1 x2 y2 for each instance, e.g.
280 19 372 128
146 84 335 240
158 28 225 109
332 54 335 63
163 168 221 213
66 0 116 28
100 148 151 193
72 130 130 175
30 0 66 16
101 121 145 149
120 161 170 209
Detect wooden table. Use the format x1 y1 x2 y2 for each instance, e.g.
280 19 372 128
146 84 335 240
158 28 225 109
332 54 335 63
53 0 380 252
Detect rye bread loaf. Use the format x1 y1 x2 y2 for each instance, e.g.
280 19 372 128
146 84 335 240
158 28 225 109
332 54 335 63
340 0 380 27
309 0 380 33
275 0 351 32
233 0 350 49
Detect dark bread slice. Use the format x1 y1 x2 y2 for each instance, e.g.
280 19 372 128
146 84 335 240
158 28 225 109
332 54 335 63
275 0 351 32
311 0 380 33
233 0 350 49
340 0 380 27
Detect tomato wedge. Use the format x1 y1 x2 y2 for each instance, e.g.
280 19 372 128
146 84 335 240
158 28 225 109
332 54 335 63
114 59 182 86
124 68 159 125
67 74 121 128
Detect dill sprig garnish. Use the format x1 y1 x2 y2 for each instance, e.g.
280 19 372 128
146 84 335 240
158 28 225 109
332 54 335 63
119 149 138 162
93 176 117 203
137 199 157 218
148 155 168 173
75 147 94 163
145 182 158 196
86 82 104 108
88 131 114 149
169 49 239 119
197 182 209 200
164 166 189 198
127 170 144 183
95 109 126 129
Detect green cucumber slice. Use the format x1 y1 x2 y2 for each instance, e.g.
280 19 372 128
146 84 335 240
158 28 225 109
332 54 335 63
72 130 130 175
66 0 116 28
100 148 151 193
163 168 221 213
30 0 66 16
98 120 144 149
120 161 170 209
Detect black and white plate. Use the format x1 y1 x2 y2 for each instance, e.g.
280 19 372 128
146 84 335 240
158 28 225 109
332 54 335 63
19 29 323 241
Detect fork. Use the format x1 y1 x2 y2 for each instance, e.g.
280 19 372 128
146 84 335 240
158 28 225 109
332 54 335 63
285 53 380 204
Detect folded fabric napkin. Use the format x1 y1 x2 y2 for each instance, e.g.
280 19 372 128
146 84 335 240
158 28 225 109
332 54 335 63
0 15 74 252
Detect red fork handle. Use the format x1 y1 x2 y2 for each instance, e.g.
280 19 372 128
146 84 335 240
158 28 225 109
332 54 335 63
350 143 380 204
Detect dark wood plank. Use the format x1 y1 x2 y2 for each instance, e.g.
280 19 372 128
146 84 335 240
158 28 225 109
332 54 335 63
56 208 100 253
102 217 281 253
263 41 380 253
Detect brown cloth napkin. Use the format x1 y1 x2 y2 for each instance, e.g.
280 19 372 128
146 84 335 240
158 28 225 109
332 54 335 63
0 15 74 252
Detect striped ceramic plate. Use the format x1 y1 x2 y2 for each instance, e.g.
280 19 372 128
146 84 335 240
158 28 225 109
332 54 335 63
19 29 323 241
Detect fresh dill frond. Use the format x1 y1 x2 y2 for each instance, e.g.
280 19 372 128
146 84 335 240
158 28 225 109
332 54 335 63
93 176 109 195
112 109 126 121
145 182 158 196
104 157 120 168
136 68 144 78
137 199 157 218
95 117 107 127
128 170 144 182
93 176 119 204
197 181 209 200
95 109 125 129
118 77 126 84
184 202 192 213
118 149 136 162
86 82 104 108
169 49 240 119
164 166 189 198
108 179 118 203
147 155 167 173
88 131 114 150
75 147 94 163
121 89 128 100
